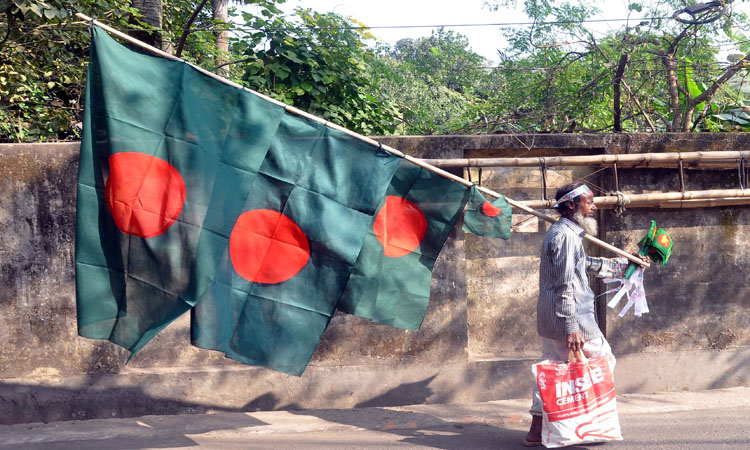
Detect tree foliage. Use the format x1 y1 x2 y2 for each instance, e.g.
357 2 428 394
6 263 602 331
233 6 398 135
7 0 750 142
0 1 137 141
0 0 400 141
482 0 750 133
369 29 490 134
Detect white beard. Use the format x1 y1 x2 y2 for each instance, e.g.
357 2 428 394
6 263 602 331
573 211 598 235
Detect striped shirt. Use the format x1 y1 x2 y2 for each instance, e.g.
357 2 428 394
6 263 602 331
537 218 626 341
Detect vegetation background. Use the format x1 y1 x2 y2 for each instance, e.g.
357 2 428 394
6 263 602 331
3 0 750 142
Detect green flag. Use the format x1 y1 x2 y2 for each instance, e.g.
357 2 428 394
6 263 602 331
337 161 471 330
641 220 673 264
461 186 512 239
76 26 400 374
624 220 673 279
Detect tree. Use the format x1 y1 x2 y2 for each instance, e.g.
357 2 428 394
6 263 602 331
0 1 140 142
369 29 490 134
212 0 229 75
483 0 750 133
130 0 162 48
1 0 403 141
233 7 398 135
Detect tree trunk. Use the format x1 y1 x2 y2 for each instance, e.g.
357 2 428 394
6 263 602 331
212 0 229 76
682 103 696 132
612 53 629 132
131 0 163 50
662 54 681 132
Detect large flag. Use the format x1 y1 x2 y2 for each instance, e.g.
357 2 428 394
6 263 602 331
76 26 400 374
461 186 511 239
337 161 471 330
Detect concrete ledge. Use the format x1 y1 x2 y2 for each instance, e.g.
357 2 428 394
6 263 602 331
1 347 747 425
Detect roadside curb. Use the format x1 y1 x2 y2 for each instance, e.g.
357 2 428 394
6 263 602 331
0 387 748 447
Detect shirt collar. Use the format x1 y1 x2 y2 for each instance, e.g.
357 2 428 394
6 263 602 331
559 217 585 237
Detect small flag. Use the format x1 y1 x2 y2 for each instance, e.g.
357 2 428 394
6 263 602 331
337 161 471 330
624 220 673 279
461 186 511 239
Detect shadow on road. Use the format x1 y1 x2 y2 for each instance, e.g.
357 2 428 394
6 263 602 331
1 411 268 450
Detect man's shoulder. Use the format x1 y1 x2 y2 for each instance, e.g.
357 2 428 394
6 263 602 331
546 218 578 237
544 219 582 247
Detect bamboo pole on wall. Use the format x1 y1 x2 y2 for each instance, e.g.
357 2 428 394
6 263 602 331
651 198 750 208
422 151 750 169
519 189 750 209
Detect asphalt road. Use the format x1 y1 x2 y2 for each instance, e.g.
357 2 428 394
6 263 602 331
1 388 748 449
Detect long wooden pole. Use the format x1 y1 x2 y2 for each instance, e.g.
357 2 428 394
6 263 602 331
519 189 750 209
423 151 750 169
74 13 648 268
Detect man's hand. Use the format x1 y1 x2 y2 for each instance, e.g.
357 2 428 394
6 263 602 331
633 252 650 267
566 332 585 352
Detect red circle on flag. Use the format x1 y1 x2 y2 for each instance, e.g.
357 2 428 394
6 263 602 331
230 209 310 284
481 201 502 217
105 152 186 238
373 196 427 258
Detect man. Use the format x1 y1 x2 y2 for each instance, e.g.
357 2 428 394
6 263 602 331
523 182 646 447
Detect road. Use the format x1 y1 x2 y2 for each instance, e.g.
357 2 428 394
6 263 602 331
1 387 748 449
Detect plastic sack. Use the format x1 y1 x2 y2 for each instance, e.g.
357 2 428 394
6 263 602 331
532 352 622 447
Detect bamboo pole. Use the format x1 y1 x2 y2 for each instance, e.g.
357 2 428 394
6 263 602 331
422 151 750 169
518 189 750 209
652 198 750 208
528 198 750 209
75 14 648 268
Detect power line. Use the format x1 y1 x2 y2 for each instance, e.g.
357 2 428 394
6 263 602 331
0 16 674 32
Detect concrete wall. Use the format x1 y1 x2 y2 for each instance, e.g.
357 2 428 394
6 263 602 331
1 135 748 424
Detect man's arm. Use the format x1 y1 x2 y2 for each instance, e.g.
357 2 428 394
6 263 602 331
586 256 628 278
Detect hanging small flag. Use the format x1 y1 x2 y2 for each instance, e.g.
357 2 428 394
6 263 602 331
604 266 649 317
607 220 673 317
624 220 673 278
461 185 511 240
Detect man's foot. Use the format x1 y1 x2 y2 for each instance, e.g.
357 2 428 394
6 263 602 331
523 414 543 447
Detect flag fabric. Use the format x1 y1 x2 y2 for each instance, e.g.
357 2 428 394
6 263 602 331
189 113 400 375
461 186 512 239
641 220 673 264
337 161 471 330
76 26 400 375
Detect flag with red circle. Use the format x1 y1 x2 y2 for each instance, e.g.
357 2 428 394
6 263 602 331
76 26 400 374
461 186 512 240
337 161 471 330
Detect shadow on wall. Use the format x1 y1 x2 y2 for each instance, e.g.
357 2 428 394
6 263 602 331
355 375 437 408
709 350 750 389
0 380 284 426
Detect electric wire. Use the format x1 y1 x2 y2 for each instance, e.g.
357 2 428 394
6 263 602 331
0 16 679 32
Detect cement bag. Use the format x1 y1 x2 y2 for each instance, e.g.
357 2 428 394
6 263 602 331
532 351 622 447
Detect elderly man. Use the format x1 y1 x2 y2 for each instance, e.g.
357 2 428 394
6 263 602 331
523 182 645 447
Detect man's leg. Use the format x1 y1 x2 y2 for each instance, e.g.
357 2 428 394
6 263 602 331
525 336 614 446
525 338 570 446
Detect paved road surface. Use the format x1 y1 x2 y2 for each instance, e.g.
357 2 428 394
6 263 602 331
1 387 748 449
